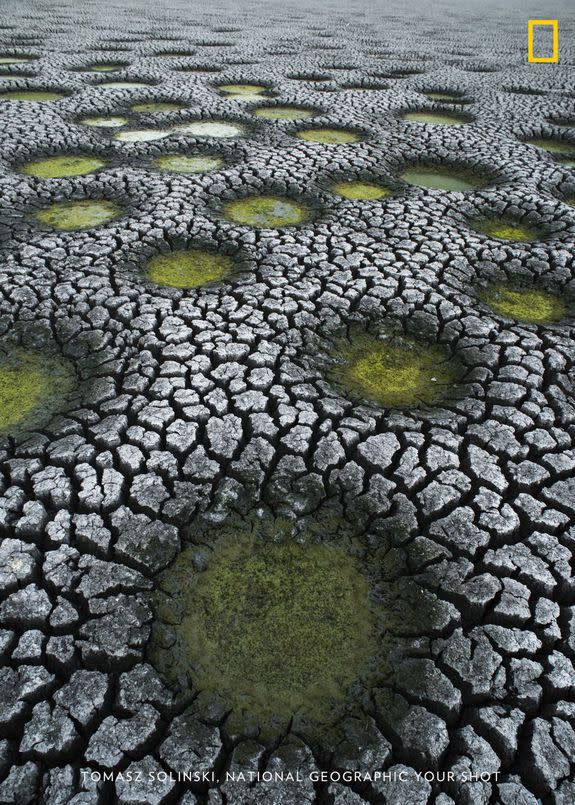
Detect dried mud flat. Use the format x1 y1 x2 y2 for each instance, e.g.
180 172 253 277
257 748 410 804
0 0 574 803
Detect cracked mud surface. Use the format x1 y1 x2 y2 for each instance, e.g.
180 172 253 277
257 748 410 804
0 0 574 803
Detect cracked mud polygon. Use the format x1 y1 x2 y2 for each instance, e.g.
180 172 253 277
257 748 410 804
0 1 574 804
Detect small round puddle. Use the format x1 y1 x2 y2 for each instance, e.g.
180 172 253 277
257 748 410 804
87 63 128 72
130 101 185 113
173 120 244 138
21 154 106 178
146 249 233 288
114 128 171 142
254 105 314 120
153 154 224 173
98 81 153 89
401 110 470 125
400 166 484 191
421 90 468 102
328 332 460 409
223 195 311 227
470 218 543 242
80 115 128 128
148 535 376 736
34 200 121 230
479 283 568 324
218 83 266 95
296 127 361 144
525 138 575 155
0 348 76 436
0 90 65 101
331 180 390 200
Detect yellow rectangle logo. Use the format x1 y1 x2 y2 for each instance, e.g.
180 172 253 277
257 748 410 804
528 19 558 63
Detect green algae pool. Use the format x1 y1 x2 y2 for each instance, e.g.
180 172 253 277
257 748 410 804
146 249 233 288
218 83 266 95
479 283 568 324
254 105 314 120
0 56 35 65
421 90 468 102
525 137 575 155
21 154 106 178
331 180 391 200
148 533 377 735
400 166 485 191
34 199 121 230
471 218 541 242
114 128 171 142
328 332 460 409
153 154 224 173
223 195 311 227
130 101 185 113
0 348 76 435
0 90 65 101
87 63 128 72
401 110 470 125
79 115 128 128
297 127 361 144
173 120 245 138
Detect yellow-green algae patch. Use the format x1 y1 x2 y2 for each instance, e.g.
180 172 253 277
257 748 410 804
0 90 65 101
130 101 185 113
114 128 170 142
223 195 310 227
218 83 267 95
21 155 106 178
525 138 575 155
254 105 314 120
421 91 467 102
471 218 541 242
34 200 121 230
86 63 127 72
146 249 233 288
153 154 224 173
331 180 390 200
0 348 76 435
478 283 568 324
297 127 361 144
80 115 128 128
148 535 377 735
400 166 485 191
0 57 34 64
401 110 470 125
328 332 460 409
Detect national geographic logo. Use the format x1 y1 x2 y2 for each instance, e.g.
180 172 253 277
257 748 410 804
528 19 559 63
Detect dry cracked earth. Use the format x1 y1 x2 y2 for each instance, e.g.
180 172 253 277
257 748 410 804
0 0 574 803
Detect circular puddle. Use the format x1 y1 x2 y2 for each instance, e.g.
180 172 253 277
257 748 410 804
0 90 65 101
223 195 311 227
86 62 128 72
20 154 106 178
478 282 568 324
34 199 121 230
153 153 224 173
328 332 460 409
173 120 245 138
296 127 361 144
148 534 376 735
79 115 128 128
114 128 171 142
130 101 185 113
401 110 470 125
218 82 266 95
400 166 485 191
525 137 575 155
145 248 233 288
98 81 153 89
253 105 314 120
331 180 391 200
470 217 543 242
421 90 468 102
0 347 76 435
